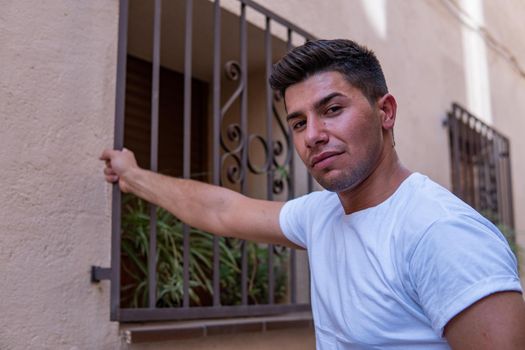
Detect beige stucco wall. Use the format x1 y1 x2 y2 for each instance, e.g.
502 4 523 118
0 1 120 349
481 0 525 255
2 0 525 349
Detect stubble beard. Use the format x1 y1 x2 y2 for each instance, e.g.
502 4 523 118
314 163 370 193
312 146 381 193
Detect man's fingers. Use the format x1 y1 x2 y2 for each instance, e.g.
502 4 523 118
100 148 118 161
103 165 118 183
105 174 119 183
104 167 115 176
100 148 126 184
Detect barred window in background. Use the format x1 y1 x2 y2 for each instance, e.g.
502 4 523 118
447 103 515 242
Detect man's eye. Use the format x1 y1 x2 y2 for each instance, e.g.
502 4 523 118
326 106 341 115
292 120 306 130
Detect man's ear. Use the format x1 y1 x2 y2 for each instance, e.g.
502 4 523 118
378 93 397 130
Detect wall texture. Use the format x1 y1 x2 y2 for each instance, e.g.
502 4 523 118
0 1 120 349
2 0 525 349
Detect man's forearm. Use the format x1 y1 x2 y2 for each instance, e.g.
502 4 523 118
100 147 292 246
121 167 234 234
118 167 290 246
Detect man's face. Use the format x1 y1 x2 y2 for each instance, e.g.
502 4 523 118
285 71 385 193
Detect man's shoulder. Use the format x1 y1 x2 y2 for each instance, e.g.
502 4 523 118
401 173 477 220
393 173 491 240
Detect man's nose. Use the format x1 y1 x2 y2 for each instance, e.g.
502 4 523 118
304 117 328 148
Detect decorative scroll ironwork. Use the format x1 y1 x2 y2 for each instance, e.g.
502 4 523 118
247 134 271 174
270 91 293 195
220 62 293 196
220 60 245 185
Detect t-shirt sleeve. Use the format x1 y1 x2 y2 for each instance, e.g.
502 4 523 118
279 194 311 249
409 215 522 336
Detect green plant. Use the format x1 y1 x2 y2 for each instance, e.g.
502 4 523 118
120 194 288 308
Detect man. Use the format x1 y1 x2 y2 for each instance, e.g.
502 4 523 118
101 39 525 349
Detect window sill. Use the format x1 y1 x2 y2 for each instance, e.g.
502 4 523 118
121 311 313 344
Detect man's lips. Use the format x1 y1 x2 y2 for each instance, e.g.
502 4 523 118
310 151 344 168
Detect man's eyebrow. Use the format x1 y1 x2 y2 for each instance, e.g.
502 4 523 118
286 111 302 122
313 92 344 111
286 92 344 122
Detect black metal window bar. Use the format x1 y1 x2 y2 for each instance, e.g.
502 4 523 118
447 103 515 233
93 0 316 322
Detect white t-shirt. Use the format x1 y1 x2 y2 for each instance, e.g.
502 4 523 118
279 173 521 349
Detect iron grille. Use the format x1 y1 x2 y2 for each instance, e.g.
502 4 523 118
447 103 515 232
93 0 316 322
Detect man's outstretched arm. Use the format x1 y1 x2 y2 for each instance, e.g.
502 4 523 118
100 148 300 248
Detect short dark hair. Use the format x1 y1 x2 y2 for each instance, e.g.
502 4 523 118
269 39 388 104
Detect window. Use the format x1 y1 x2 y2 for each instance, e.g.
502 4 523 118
447 103 515 237
93 0 316 322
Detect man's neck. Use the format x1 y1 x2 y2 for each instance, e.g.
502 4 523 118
337 151 412 215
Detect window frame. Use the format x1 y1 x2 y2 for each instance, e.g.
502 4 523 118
93 0 316 322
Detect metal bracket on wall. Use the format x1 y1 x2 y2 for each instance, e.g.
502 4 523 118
91 266 112 283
